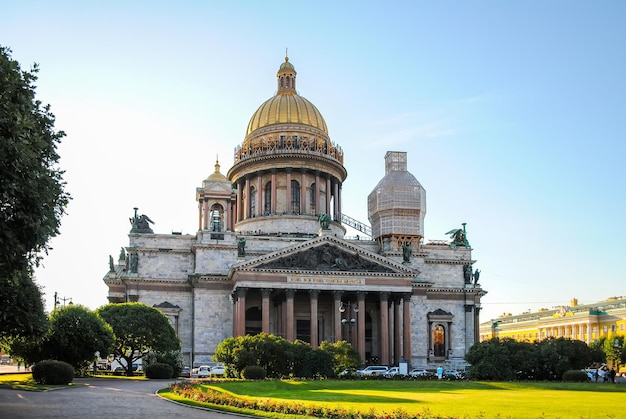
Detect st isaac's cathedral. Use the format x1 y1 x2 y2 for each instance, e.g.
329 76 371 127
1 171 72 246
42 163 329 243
103 55 486 369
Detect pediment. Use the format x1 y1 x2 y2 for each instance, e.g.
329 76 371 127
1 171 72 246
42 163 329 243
203 182 232 194
234 235 418 276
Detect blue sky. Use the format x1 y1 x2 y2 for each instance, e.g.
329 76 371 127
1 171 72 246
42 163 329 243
3 1 624 322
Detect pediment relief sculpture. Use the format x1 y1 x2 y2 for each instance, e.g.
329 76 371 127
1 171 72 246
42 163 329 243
257 244 395 273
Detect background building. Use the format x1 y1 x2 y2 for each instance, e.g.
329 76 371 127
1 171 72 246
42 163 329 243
104 56 486 368
480 296 626 344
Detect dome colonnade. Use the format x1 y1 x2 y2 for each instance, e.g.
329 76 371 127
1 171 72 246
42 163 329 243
227 56 347 237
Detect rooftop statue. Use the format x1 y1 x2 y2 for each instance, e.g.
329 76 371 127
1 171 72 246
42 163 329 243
402 244 412 263
446 222 470 248
318 213 330 230
237 236 246 257
129 207 154 234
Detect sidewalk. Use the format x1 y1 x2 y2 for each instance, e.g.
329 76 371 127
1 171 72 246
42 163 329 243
0 364 30 374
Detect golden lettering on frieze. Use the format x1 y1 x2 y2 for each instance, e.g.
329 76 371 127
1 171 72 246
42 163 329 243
288 276 365 285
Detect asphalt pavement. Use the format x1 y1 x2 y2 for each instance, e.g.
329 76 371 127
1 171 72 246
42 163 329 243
0 370 234 419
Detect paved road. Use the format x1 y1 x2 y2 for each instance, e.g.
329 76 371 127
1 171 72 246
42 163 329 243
0 377 234 418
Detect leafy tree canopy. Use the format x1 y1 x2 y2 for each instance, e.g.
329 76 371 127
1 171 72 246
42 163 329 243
97 303 180 376
0 45 70 339
465 337 600 381
43 305 114 371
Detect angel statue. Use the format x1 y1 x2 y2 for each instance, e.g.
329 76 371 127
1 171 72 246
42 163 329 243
129 207 155 233
318 213 330 230
446 223 470 248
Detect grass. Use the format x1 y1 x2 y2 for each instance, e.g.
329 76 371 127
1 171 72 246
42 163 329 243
0 371 146 391
0 373 65 391
169 379 626 419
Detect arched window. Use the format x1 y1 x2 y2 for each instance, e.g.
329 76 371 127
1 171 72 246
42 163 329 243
264 181 272 215
250 186 256 217
433 324 445 357
291 180 300 214
310 182 316 214
280 76 284 88
210 204 223 232
286 77 290 87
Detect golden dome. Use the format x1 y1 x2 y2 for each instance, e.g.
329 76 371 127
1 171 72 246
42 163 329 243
246 94 328 136
245 56 328 137
207 159 228 182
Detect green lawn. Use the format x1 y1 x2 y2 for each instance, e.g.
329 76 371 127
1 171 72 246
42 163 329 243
193 379 626 419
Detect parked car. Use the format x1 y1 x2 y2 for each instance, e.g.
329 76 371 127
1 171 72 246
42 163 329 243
408 368 435 378
209 365 225 376
180 366 191 378
383 367 400 377
191 365 212 378
356 366 389 376
443 370 465 380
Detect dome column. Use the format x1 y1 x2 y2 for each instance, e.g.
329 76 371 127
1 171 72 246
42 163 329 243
286 169 292 213
271 170 277 214
315 171 321 215
326 175 331 217
300 170 306 215
244 176 251 219
333 179 340 220
235 179 243 222
257 174 263 217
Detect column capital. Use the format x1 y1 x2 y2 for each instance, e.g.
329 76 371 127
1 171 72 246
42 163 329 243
285 289 296 299
309 289 320 299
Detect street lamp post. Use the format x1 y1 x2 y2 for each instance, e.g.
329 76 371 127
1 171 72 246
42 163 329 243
339 301 359 346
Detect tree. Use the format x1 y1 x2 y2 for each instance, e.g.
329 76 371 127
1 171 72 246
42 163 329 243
6 305 114 372
0 45 70 339
465 338 519 380
0 270 48 340
97 303 180 376
466 337 598 381
602 335 624 369
214 333 291 378
43 305 114 372
318 340 360 376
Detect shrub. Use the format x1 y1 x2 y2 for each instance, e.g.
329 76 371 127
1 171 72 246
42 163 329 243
241 365 266 379
562 369 589 382
32 360 74 385
145 362 174 379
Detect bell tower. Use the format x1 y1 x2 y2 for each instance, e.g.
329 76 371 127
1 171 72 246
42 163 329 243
367 151 426 253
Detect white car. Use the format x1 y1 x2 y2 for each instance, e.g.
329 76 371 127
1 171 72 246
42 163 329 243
191 365 212 378
383 367 400 377
209 365 225 376
356 366 389 376
409 368 435 378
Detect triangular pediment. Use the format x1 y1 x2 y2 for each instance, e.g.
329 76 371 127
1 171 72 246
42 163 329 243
202 182 232 194
233 235 418 276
